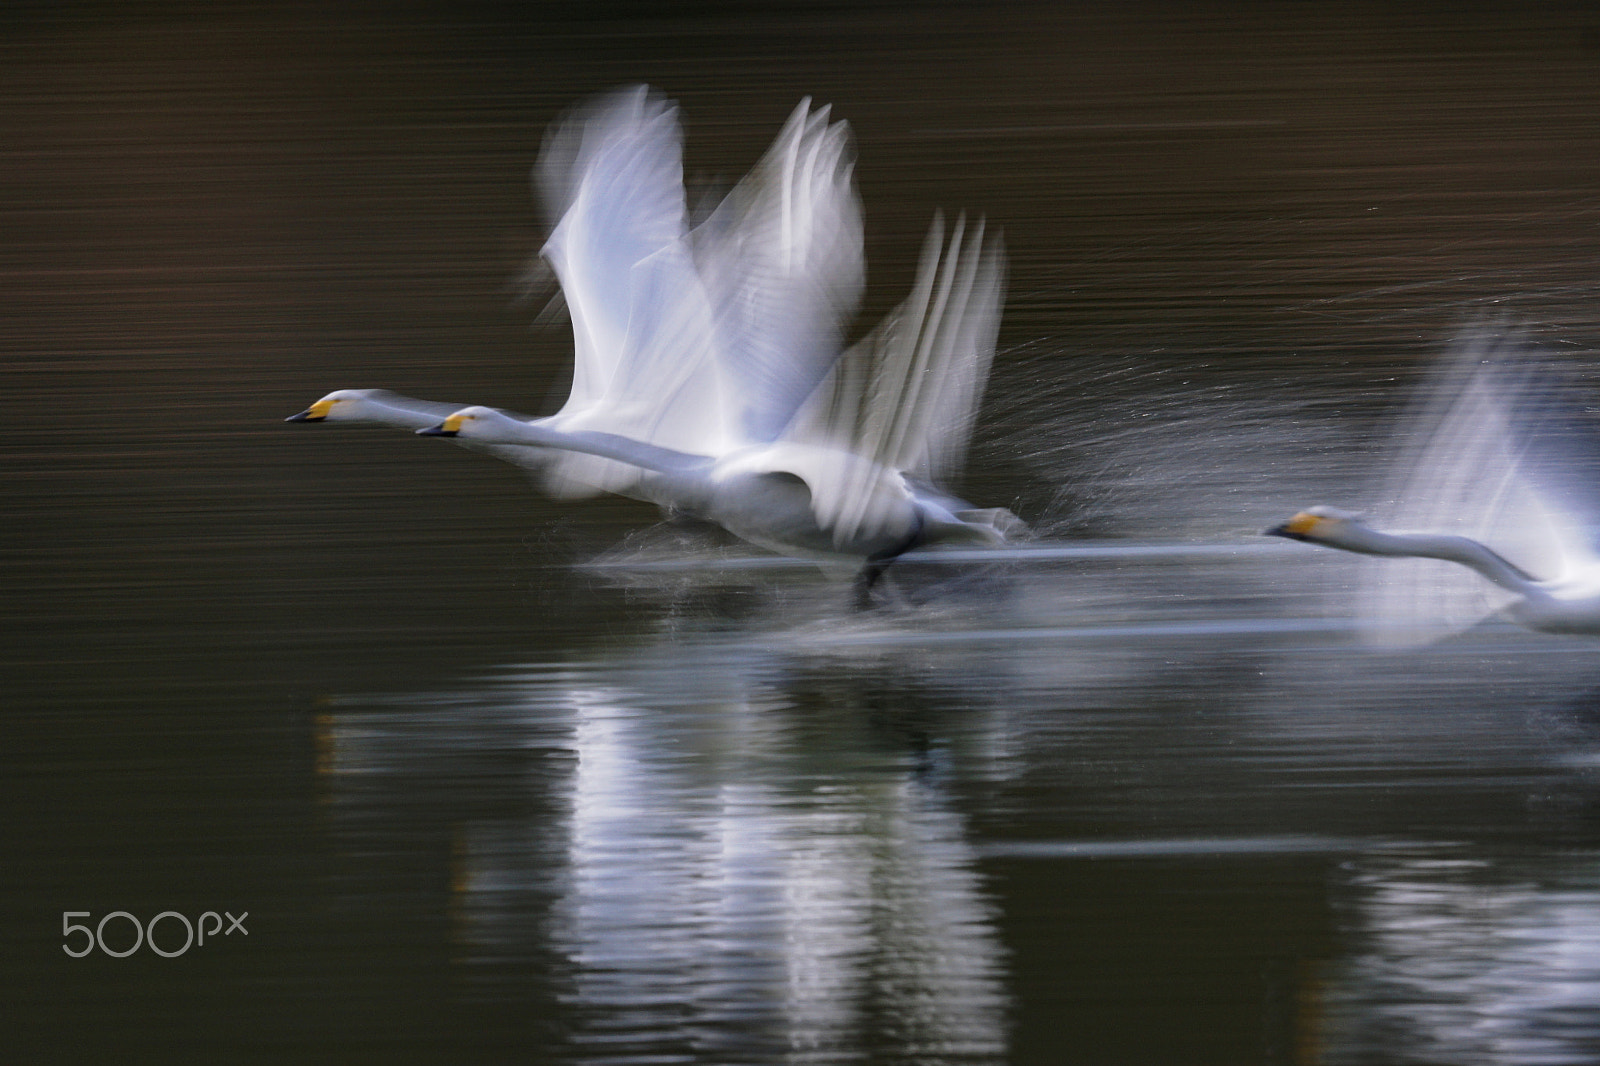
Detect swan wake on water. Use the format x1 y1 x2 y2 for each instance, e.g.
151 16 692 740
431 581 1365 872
289 86 1018 602
1269 324 1600 639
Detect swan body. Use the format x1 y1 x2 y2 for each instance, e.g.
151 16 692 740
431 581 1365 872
1267 326 1600 638
421 406 1008 564
290 86 1018 593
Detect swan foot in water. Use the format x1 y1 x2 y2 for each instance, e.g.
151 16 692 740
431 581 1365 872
851 557 895 611
850 522 925 611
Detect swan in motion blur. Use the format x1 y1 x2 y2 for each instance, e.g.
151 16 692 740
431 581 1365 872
1267 325 1600 638
290 86 1018 599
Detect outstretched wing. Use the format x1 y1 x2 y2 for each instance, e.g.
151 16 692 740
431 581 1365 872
787 212 1006 543
1499 342 1600 571
537 86 729 495
692 97 864 446
1361 324 1588 646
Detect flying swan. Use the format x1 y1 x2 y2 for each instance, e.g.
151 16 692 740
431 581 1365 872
1267 324 1600 638
289 87 1018 600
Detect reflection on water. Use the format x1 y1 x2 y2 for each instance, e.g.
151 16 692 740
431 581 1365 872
1329 852 1600 1065
314 566 1600 1063
324 633 1012 1063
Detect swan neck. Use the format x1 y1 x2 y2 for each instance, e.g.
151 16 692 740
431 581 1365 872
369 398 439 430
494 419 707 476
1352 528 1538 593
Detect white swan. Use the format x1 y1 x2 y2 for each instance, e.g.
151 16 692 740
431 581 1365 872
420 385 1010 575
287 87 858 504
290 86 1018 597
1267 326 1600 638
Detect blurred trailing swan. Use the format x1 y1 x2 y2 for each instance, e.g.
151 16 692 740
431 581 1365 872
1267 325 1600 639
290 86 1017 598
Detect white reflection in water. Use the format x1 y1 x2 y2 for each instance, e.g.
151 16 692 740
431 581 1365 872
430 640 1011 1062
542 693 1004 1059
1328 852 1600 1065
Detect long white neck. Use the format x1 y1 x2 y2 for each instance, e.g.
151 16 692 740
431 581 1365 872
364 397 449 430
456 412 712 476
1338 525 1541 595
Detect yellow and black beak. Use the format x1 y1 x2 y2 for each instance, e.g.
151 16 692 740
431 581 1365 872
286 399 334 423
416 412 466 438
1264 511 1325 542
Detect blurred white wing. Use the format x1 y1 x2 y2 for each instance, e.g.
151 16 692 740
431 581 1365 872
529 89 1005 548
692 97 865 446
537 86 729 496
790 212 1006 543
1361 325 1587 647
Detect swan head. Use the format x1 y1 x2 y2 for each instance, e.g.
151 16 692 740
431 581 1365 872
1265 505 1367 545
286 389 385 423
417 405 505 439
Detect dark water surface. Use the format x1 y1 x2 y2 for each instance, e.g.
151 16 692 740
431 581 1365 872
9 3 1600 1063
